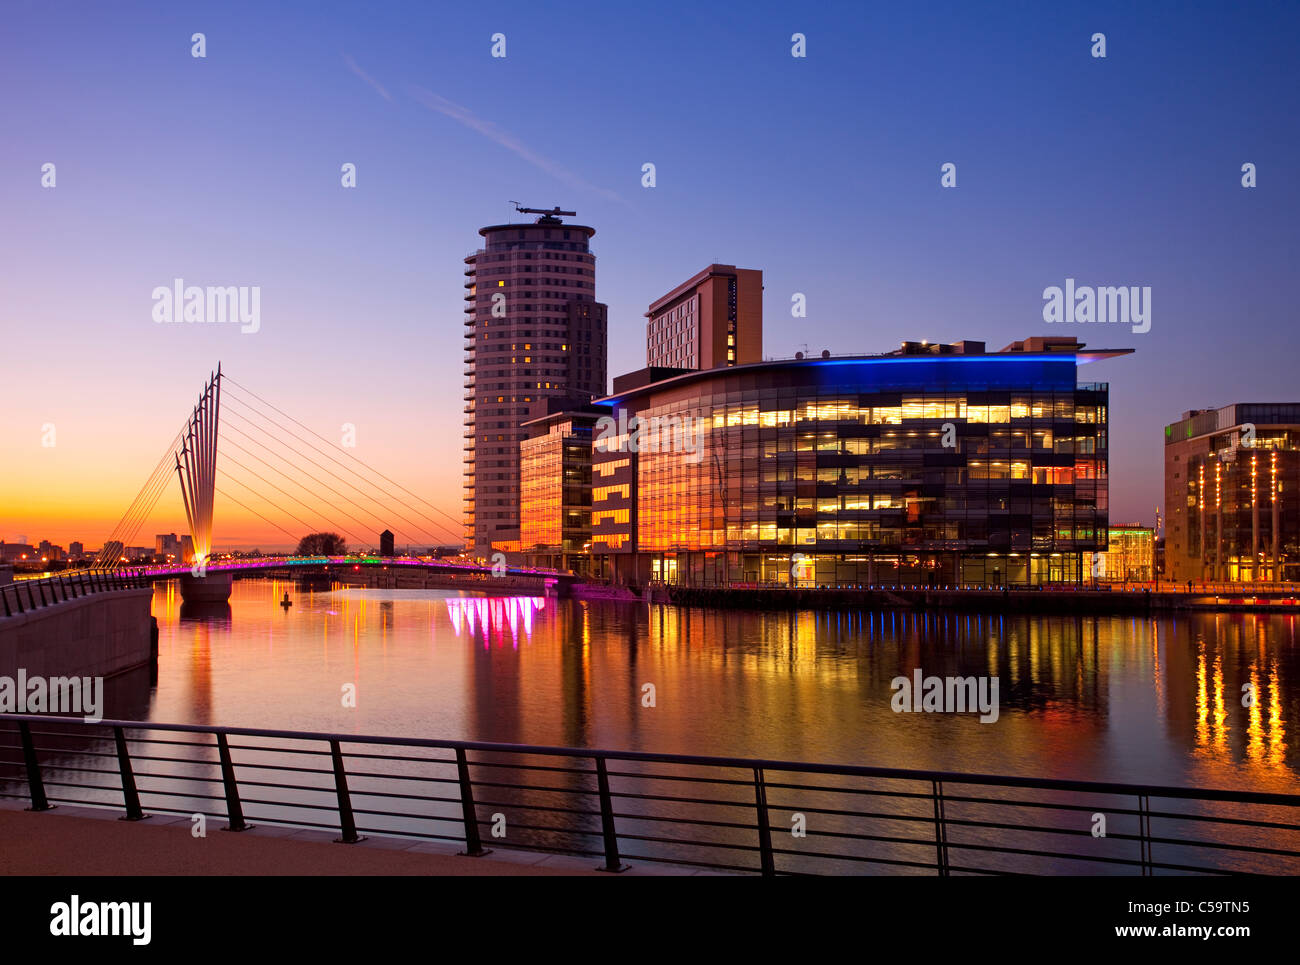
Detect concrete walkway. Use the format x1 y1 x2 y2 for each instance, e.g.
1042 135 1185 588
0 800 703 876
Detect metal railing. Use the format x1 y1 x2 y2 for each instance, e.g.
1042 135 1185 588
2 714 1298 875
0 570 151 618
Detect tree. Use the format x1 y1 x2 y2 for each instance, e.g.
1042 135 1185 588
296 532 348 556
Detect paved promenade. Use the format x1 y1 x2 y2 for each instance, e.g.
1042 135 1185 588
0 800 698 876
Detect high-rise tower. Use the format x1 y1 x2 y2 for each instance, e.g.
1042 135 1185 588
463 206 607 552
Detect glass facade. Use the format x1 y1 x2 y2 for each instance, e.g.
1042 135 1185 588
591 353 1116 587
519 414 596 573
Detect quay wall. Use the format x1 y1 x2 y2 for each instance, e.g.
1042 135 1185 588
0 589 155 679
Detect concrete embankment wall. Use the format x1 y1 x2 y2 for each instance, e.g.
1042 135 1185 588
0 588 155 679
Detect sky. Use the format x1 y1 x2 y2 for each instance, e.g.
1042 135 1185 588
1 0 1297 550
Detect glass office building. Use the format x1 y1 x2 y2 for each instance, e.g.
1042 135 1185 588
590 338 1131 587
520 409 600 574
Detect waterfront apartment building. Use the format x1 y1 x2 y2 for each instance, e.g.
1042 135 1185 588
645 265 762 370
463 208 608 552
1163 404 1300 582
589 336 1130 587
519 407 602 574
1100 524 1155 582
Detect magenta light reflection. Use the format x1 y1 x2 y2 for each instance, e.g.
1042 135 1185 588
445 596 547 648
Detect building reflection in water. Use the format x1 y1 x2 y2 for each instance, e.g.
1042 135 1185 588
446 596 547 648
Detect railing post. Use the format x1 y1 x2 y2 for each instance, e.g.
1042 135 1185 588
216 732 250 831
113 726 147 821
18 722 54 811
1138 794 1152 876
328 739 363 843
594 756 628 872
454 747 488 856
932 780 949 876
754 767 775 877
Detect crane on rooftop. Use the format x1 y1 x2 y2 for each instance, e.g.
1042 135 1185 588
509 202 576 223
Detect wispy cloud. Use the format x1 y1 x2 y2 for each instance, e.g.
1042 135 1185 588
342 53 392 102
408 85 623 204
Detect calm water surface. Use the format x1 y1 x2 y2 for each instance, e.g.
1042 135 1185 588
114 579 1300 795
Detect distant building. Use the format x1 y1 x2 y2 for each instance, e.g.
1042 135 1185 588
37 540 63 561
1099 524 1155 582
646 264 762 371
155 533 182 558
68 541 84 560
379 529 395 556
1164 404 1300 582
0 542 37 562
180 535 194 562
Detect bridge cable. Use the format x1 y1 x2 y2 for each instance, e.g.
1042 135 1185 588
212 486 305 545
219 401 459 545
94 427 186 566
214 469 338 543
220 375 464 536
217 452 371 549
219 390 459 543
219 409 457 545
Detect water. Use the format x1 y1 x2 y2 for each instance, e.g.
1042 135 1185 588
118 580 1298 795
123 580 1297 791
5 578 1298 873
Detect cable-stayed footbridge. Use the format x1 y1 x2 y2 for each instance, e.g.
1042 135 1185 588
85 366 568 601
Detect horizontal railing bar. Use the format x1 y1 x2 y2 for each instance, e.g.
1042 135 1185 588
237 797 343 813
117 754 221 768
468 779 599 797
19 749 119 761
605 769 760 790
613 788 810 811
219 761 336 777
467 818 603 836
611 812 762 833
226 779 335 794
225 742 332 757
348 807 463 822
341 770 458 786
345 788 464 805
132 788 227 802
612 832 769 854
349 826 464 844
13 764 122 777
459 758 597 777
468 799 605 820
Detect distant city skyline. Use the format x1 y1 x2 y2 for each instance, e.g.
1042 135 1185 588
3 1 1298 549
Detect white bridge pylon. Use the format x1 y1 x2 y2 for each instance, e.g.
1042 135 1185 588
175 365 221 569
